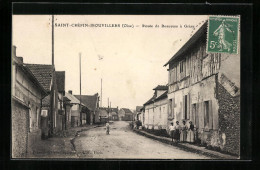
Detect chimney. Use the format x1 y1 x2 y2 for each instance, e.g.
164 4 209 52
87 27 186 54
12 46 16 57
17 57 23 63
68 90 72 94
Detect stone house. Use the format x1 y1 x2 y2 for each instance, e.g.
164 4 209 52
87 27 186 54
118 108 133 121
75 93 99 125
143 85 168 130
12 46 47 158
164 21 240 155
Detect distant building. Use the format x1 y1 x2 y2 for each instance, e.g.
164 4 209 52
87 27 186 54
164 21 240 155
12 46 47 157
135 106 143 121
143 85 168 130
119 108 133 121
74 93 99 125
64 90 87 127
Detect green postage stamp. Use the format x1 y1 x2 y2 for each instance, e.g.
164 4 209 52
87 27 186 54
207 16 240 54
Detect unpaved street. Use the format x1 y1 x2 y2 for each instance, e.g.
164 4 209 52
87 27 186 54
73 121 211 159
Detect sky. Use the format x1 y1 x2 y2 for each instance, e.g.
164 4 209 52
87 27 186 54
12 15 207 110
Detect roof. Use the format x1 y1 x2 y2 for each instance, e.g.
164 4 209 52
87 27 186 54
74 93 98 111
99 107 119 113
164 21 207 66
64 92 85 106
121 108 133 114
153 85 168 91
55 71 65 92
136 106 142 112
12 55 46 95
25 64 54 92
143 95 156 106
154 90 168 101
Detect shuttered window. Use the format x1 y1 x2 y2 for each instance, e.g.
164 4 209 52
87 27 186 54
204 100 213 130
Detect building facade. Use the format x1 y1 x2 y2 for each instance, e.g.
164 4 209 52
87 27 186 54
164 21 240 155
12 46 47 157
118 108 133 121
143 85 168 130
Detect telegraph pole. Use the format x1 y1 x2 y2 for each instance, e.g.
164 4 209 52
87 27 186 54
101 78 102 107
79 52 82 126
108 98 109 123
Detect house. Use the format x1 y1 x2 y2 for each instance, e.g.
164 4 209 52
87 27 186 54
135 106 143 121
12 46 47 157
109 107 119 121
74 93 99 125
55 71 66 131
96 107 109 123
25 63 61 138
164 21 240 155
63 96 72 130
118 108 133 121
143 85 168 130
64 90 87 127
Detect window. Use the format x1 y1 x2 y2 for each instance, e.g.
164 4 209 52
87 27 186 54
204 100 213 130
192 104 199 128
168 99 172 117
184 95 188 119
159 107 161 118
36 107 39 128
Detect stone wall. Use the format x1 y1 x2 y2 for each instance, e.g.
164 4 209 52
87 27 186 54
12 101 29 158
217 83 240 155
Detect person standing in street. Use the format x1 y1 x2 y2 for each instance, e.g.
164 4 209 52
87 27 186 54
180 120 188 142
169 122 175 145
106 121 110 135
174 121 180 143
187 121 195 143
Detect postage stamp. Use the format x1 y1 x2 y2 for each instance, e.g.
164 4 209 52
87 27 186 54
207 16 240 54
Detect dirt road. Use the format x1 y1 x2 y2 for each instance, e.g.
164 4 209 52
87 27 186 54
73 121 211 159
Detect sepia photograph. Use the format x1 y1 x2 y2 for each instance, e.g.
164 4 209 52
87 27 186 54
11 14 241 159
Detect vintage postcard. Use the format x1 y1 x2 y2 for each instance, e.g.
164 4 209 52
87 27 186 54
12 14 240 159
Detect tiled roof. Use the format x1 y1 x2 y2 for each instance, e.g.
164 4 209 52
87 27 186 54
121 108 132 114
64 92 85 106
42 94 51 107
25 64 54 92
153 85 168 91
99 107 119 113
143 95 156 106
155 90 168 101
74 93 98 111
55 71 65 92
164 21 207 66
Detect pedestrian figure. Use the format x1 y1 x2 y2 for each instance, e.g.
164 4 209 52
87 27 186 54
169 122 175 145
106 121 110 135
187 121 195 143
180 120 188 142
174 121 180 142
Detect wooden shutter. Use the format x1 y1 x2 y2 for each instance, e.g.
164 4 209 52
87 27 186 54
187 94 190 120
172 98 175 118
195 104 199 128
182 96 185 119
208 100 213 130
198 102 204 129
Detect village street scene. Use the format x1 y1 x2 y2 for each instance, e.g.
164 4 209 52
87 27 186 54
12 15 240 159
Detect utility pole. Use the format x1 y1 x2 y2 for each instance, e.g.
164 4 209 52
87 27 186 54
79 52 82 126
50 15 55 136
52 15 54 66
101 78 102 107
108 98 109 123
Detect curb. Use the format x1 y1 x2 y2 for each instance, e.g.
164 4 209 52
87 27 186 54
133 129 238 159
